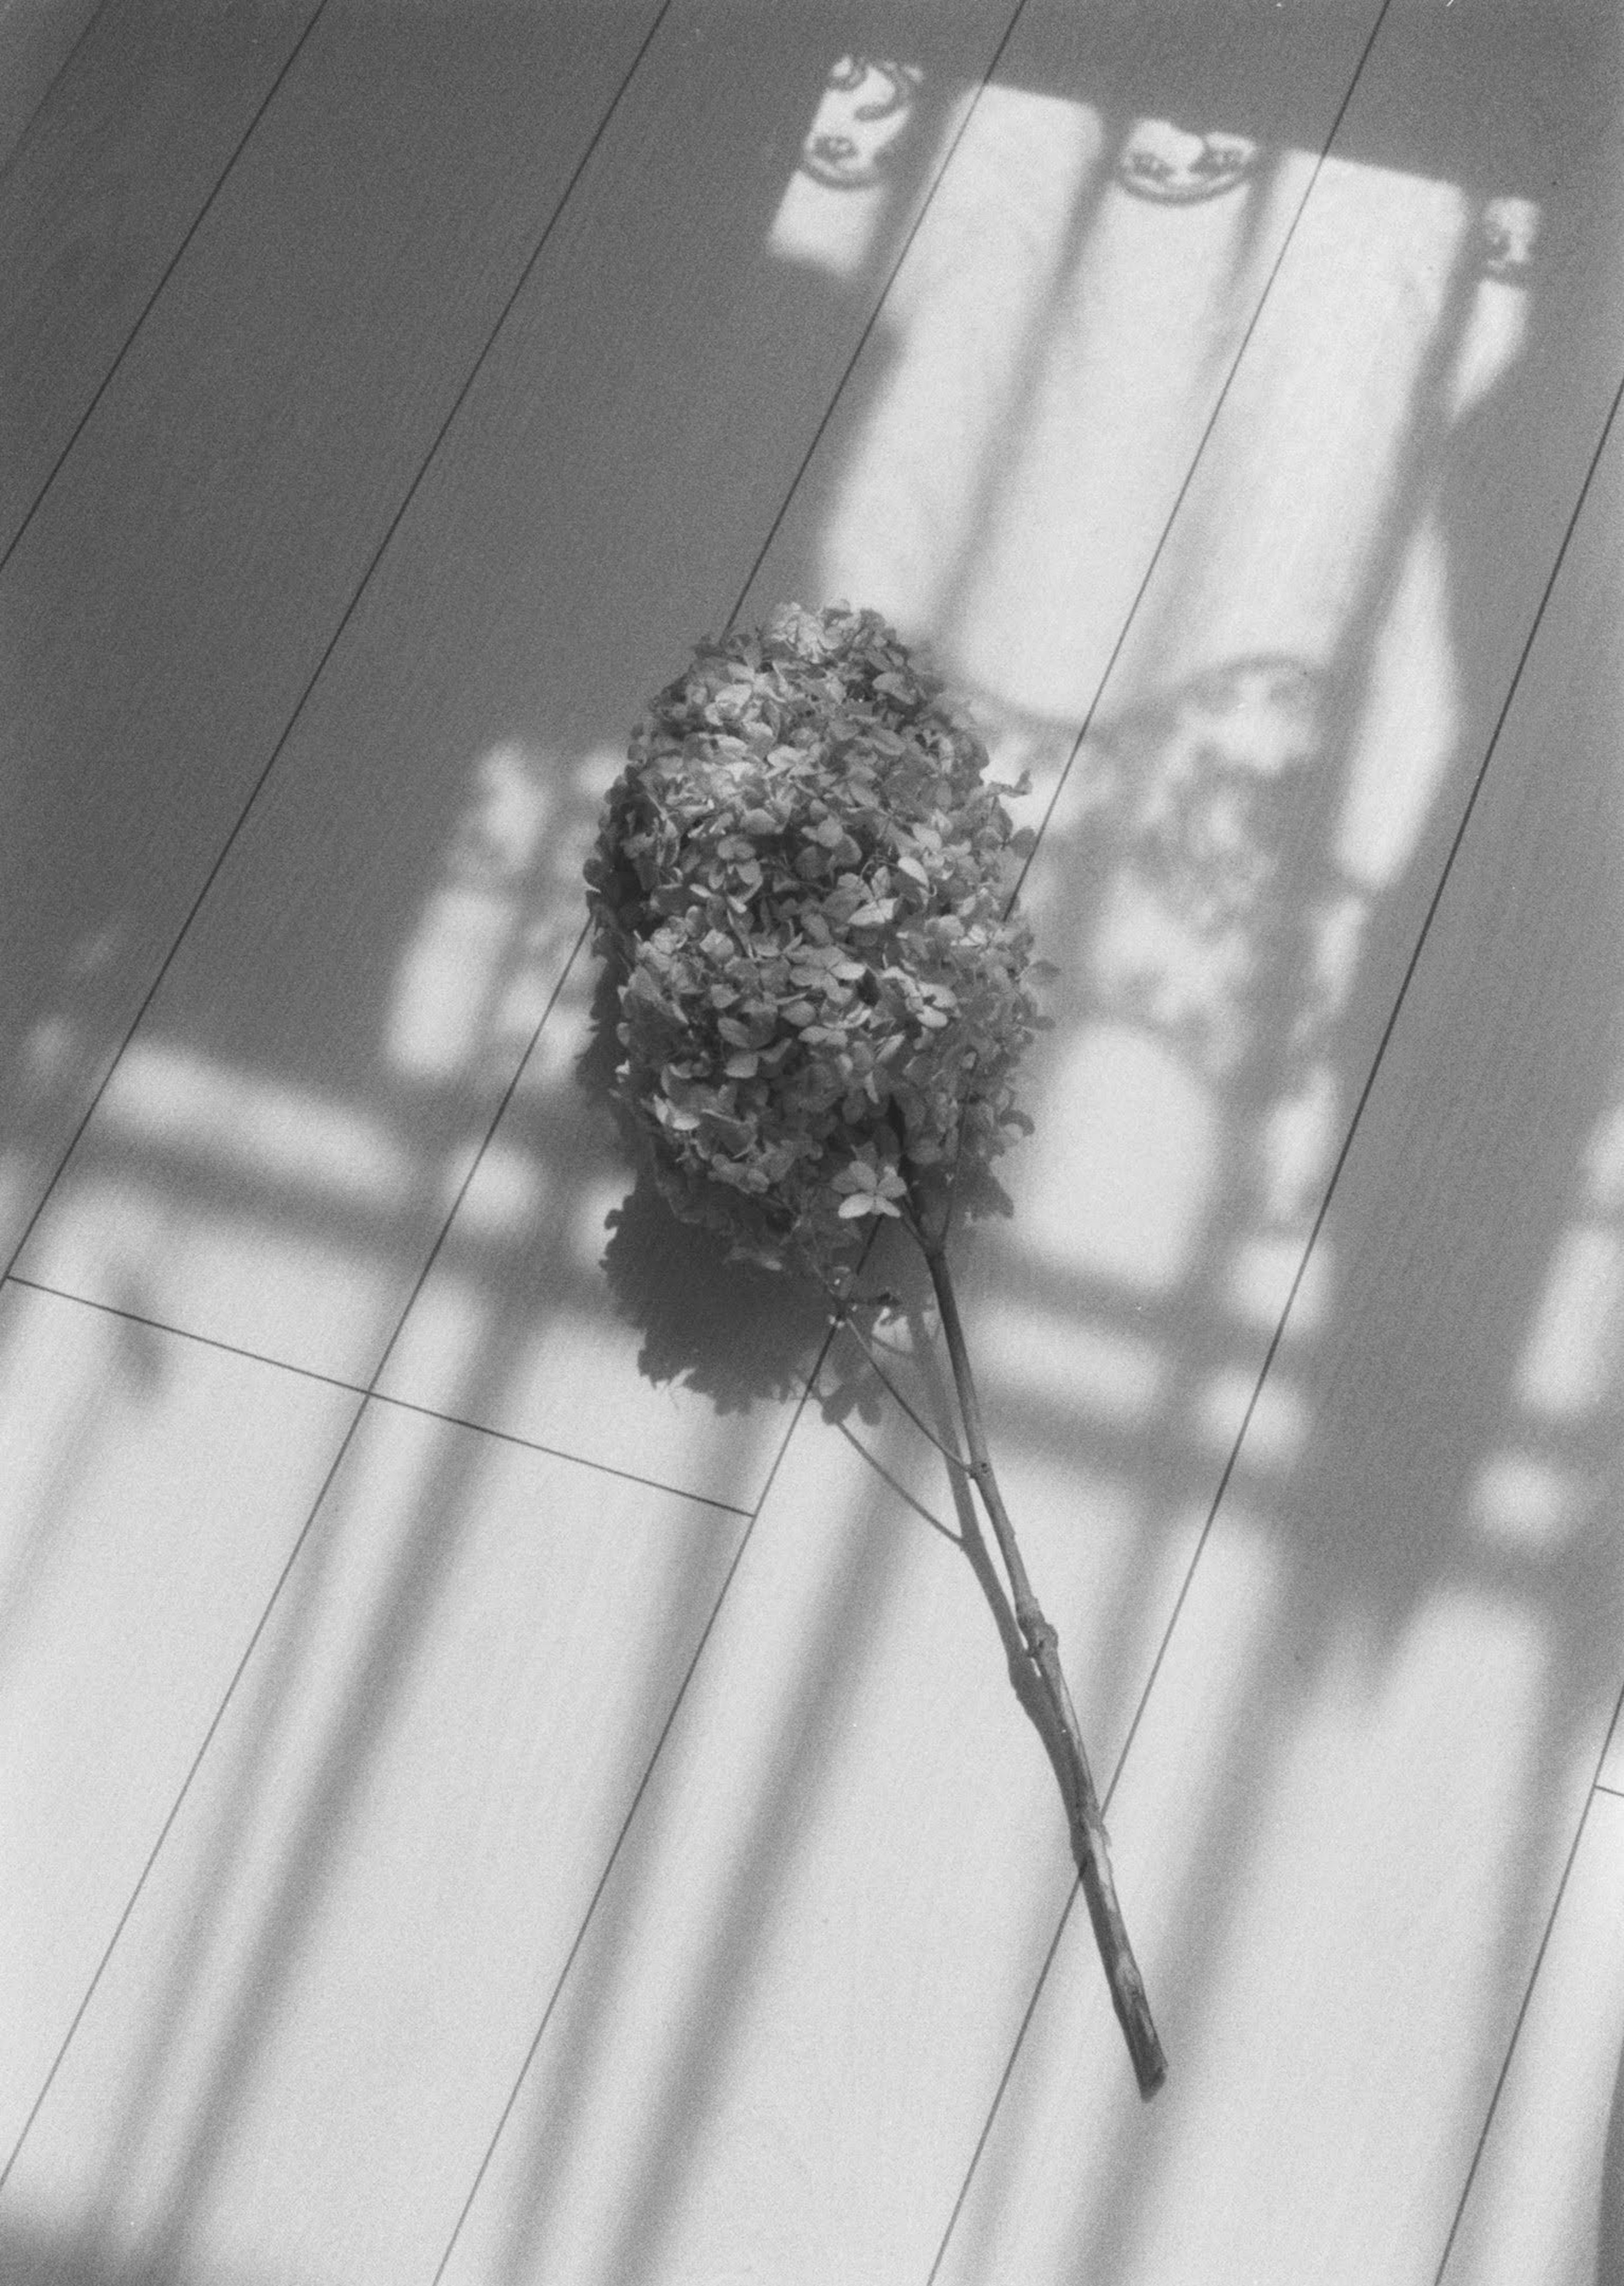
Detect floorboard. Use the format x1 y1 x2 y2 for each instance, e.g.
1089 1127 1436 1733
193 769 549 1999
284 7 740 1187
433 1384 1198 2284
2 2 1621 2280
0 0 667 1269
1439 1787 1624 2284
15 0 1024 1497
0 1399 755 2283
0 0 101 174
1602 1695 1624 1793
0 1282 357 2167
932 335 1624 2286
375 0 1391 1499
0 0 321 556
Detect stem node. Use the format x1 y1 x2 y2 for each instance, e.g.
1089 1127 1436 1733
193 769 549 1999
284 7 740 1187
917 1222 1166 2100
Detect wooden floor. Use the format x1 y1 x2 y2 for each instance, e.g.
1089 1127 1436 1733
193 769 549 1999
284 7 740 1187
3 1 1624 2278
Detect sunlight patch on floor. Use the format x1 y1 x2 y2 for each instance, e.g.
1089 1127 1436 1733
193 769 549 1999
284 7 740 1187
1017 1022 1218 1293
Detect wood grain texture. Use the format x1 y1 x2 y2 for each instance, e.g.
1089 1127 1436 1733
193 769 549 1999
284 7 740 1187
0 1280 357 2168
0 1399 754 2285
0 0 322 558
0 0 667 1270
1438 1789 1624 2285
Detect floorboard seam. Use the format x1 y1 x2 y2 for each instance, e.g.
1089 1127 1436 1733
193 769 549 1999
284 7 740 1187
1429 1614 1624 2272
1429 1779 1611 2280
0 0 112 195
428 1336 835 2283
0 0 678 1295
0 1381 371 2195
916 12 1616 2274
0 1271 755 1516
0 0 331 573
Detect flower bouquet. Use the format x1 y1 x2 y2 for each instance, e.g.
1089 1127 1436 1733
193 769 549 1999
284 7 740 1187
586 602 1164 2095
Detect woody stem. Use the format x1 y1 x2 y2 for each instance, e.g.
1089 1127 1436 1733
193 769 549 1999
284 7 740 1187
916 1227 1166 2098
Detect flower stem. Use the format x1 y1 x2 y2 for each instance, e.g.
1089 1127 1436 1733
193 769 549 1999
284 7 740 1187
829 1308 969 1470
917 1230 1166 2099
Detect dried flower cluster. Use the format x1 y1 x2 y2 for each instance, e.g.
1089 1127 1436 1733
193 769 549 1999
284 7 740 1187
585 603 1045 1280
585 603 1165 2095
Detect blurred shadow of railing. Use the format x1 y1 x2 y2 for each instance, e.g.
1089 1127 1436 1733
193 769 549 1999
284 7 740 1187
3 3 1622 2279
510 9 1624 2278
1599 2022 1624 2284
